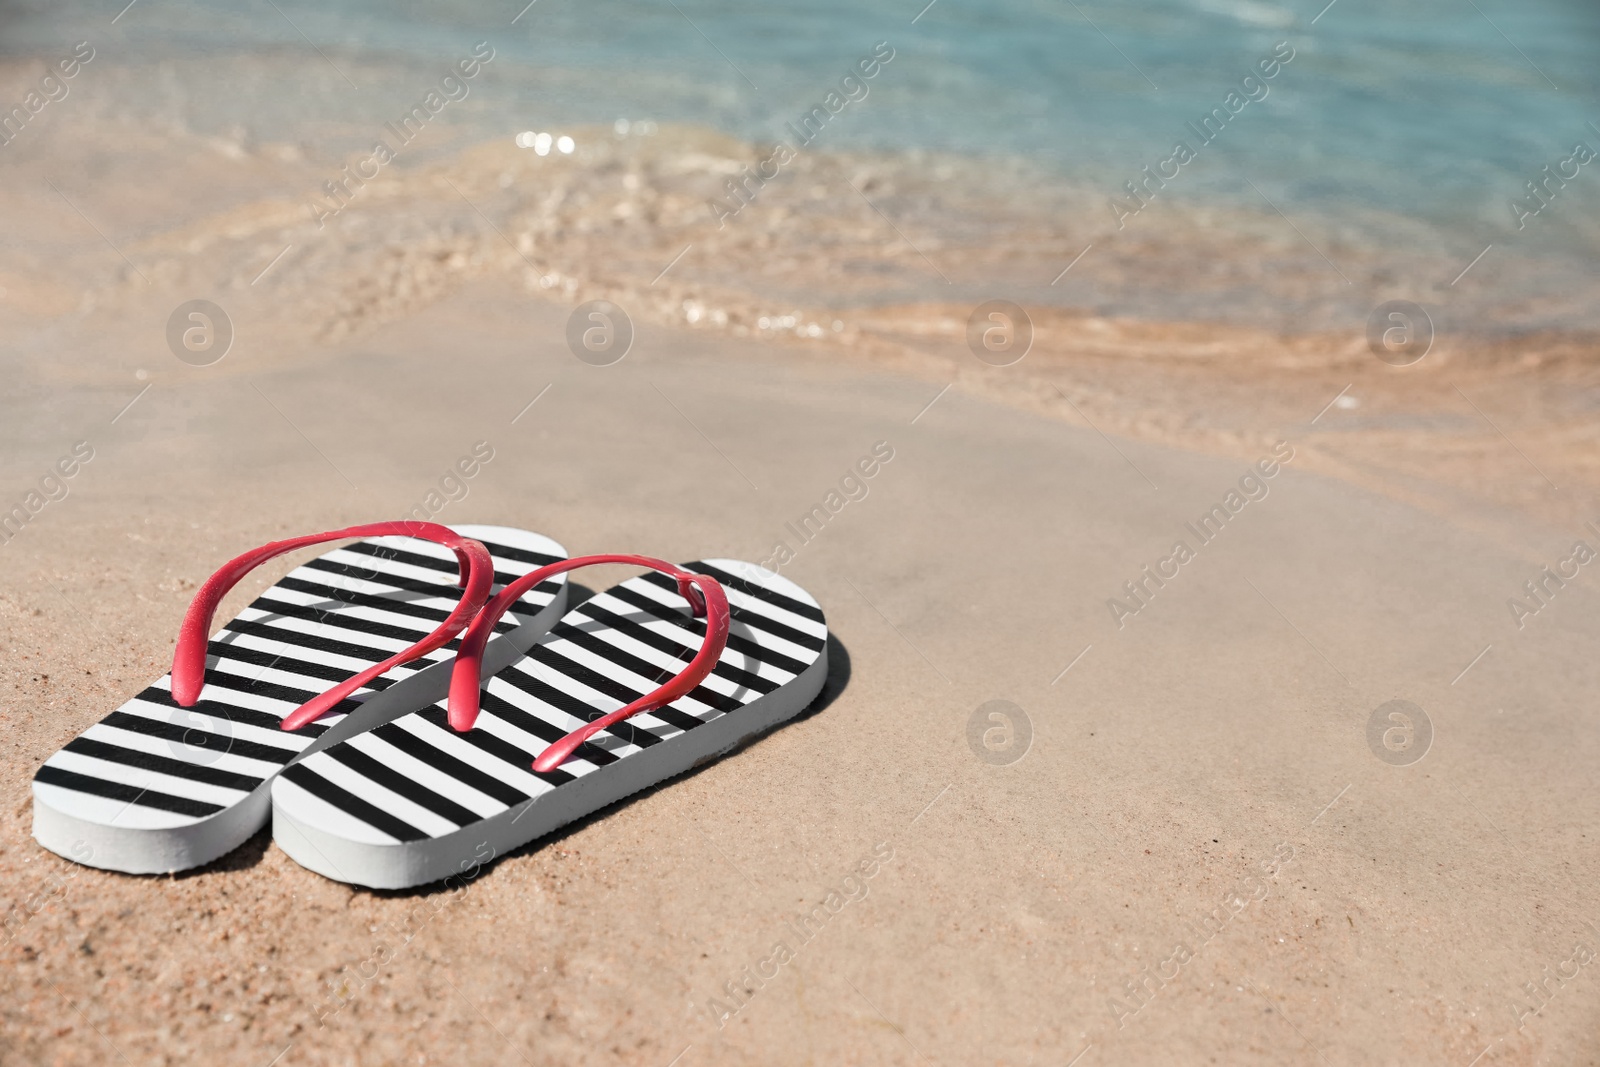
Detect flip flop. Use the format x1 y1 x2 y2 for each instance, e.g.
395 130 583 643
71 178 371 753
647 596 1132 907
271 557 828 889
32 522 570 875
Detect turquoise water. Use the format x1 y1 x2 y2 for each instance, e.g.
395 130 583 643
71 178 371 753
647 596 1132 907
3 0 1598 328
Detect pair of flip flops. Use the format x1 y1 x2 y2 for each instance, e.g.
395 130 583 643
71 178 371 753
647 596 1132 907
32 523 829 889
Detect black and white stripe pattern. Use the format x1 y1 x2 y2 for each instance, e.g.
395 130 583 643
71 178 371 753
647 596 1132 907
32 525 568 875
272 559 829 889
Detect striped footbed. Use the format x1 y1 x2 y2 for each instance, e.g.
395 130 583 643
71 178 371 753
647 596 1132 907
274 561 826 845
32 530 565 831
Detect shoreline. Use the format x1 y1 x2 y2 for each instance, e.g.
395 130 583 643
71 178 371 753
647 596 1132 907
0 108 1594 553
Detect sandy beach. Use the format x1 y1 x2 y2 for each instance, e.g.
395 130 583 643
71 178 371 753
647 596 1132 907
4 3 1600 1064
3 267 1599 1065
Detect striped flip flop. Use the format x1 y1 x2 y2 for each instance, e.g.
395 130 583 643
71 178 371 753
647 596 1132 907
32 522 569 876
272 557 828 889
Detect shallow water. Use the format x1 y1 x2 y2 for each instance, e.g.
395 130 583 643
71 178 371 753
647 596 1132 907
1 0 1597 334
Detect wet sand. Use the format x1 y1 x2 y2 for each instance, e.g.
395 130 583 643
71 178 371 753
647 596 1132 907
5 109 1597 533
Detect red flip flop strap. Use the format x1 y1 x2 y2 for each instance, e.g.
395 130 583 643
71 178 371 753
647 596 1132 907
445 554 731 773
170 521 494 731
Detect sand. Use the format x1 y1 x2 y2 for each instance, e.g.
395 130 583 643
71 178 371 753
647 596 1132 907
1 78 1598 1066
1 267 1598 1067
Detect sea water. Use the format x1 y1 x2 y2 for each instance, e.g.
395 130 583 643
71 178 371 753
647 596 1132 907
1 0 1596 333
